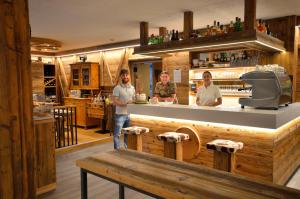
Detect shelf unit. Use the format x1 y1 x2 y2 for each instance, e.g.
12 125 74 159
43 64 57 102
134 30 285 56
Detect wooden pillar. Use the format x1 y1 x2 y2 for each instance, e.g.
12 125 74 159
128 134 143 152
140 22 149 46
0 0 36 198
159 27 167 37
244 0 256 31
184 11 193 40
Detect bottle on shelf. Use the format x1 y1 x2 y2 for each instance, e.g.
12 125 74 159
205 25 211 36
229 21 234 33
175 30 179 41
164 30 170 42
265 23 271 35
211 20 217 36
257 19 265 32
216 22 221 35
171 30 176 41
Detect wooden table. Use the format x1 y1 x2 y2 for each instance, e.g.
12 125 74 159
76 150 300 199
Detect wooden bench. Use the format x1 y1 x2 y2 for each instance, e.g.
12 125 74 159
121 126 149 152
76 149 300 199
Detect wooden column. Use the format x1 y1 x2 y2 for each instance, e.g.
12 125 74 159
163 142 176 160
244 0 256 31
140 22 149 46
0 0 36 198
159 27 167 37
184 11 193 40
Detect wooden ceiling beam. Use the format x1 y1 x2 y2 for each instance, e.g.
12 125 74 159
244 0 257 31
140 22 149 46
184 11 193 40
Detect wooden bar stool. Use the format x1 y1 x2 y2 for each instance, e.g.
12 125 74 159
121 126 149 152
157 132 189 161
206 139 243 172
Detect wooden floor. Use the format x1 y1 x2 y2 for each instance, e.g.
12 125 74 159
40 142 153 199
41 137 300 199
77 127 111 144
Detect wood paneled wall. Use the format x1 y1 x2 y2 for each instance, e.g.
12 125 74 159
0 0 36 198
162 52 190 105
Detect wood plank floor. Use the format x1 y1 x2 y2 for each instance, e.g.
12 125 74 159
77 127 111 144
41 138 300 199
40 142 153 199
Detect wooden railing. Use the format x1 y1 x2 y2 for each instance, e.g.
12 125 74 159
53 106 77 148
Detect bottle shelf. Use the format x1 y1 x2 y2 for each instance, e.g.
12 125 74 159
134 30 285 56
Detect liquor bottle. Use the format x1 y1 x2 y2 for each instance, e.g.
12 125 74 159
164 30 170 42
262 21 267 33
171 30 176 41
220 25 225 35
229 21 234 33
212 20 217 36
175 30 179 40
257 19 264 32
148 34 155 45
239 18 243 31
217 22 221 34
234 17 238 31
265 23 271 35
205 25 210 36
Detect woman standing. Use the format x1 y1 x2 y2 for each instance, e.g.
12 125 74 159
196 71 222 106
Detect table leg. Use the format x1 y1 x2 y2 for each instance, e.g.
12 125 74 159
81 169 88 199
119 184 125 199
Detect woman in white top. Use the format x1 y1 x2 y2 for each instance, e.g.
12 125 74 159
196 71 222 106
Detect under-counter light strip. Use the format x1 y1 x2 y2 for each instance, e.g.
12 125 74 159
138 40 285 55
56 44 140 58
130 114 277 133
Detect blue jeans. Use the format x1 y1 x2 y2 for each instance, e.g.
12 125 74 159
113 114 130 149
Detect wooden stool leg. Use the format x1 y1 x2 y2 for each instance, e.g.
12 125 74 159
213 151 235 172
127 134 143 152
163 141 176 160
175 142 183 161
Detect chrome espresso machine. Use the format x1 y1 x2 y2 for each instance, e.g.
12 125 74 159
238 70 292 110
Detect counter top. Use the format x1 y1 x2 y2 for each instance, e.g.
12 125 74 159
127 103 300 129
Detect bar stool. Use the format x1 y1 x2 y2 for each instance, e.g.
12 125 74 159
121 126 149 152
206 139 243 172
157 132 189 161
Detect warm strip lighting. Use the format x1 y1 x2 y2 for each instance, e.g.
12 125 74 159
254 40 285 52
57 44 140 58
130 114 278 133
137 40 285 55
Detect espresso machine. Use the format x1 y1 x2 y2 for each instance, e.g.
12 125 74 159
238 70 292 110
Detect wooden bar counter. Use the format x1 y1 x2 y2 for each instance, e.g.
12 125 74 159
128 103 300 185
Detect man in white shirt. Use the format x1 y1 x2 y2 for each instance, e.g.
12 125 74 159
112 69 135 149
196 71 222 106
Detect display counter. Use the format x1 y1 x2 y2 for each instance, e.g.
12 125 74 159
128 103 300 185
